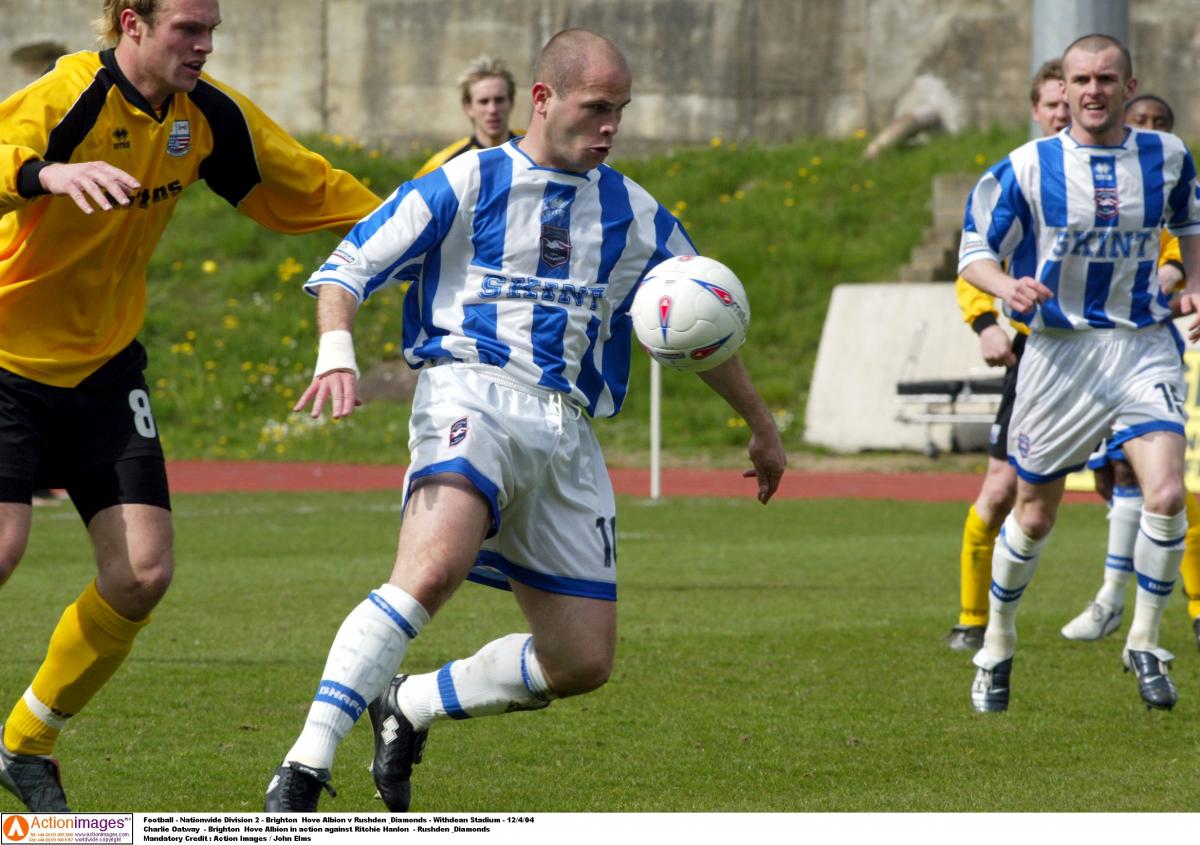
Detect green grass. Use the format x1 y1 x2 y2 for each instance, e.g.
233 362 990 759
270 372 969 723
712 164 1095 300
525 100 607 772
4 492 1198 812
141 128 1028 465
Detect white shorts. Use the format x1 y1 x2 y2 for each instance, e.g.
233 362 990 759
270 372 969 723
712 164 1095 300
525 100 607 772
1009 323 1186 482
404 363 617 601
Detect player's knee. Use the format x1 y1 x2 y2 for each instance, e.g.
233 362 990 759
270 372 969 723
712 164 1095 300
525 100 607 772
545 652 613 698
978 478 1017 521
975 463 1017 524
108 550 175 615
1014 505 1055 541
1142 480 1186 518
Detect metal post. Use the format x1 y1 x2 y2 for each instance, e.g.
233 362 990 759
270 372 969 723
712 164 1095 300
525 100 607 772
649 358 662 501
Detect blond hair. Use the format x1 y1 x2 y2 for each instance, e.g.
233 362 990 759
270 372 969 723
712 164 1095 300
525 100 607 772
1030 59 1063 106
457 56 516 106
93 0 162 48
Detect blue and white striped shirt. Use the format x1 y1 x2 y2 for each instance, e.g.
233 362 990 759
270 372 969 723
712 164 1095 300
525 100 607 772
305 138 695 418
959 126 1200 330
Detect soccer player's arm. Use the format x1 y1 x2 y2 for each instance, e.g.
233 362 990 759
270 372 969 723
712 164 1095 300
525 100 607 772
698 356 786 504
296 176 455 418
1158 232 1184 292
1166 144 1200 340
0 66 138 215
201 81 381 235
955 275 1015 367
645 205 784 502
959 163 1052 315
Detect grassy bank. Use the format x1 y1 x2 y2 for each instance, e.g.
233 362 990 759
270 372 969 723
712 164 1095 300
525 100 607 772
143 127 1027 464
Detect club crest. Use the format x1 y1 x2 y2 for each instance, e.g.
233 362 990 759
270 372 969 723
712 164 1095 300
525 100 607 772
1090 155 1118 220
1017 432 1031 459
166 119 191 157
540 224 571 269
449 416 469 447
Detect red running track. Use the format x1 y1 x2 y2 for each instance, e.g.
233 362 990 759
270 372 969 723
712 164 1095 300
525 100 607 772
165 461 1100 503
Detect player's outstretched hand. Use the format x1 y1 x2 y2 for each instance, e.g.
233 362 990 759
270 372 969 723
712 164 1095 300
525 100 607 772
294 370 362 419
1004 276 1053 315
39 161 140 214
743 428 786 504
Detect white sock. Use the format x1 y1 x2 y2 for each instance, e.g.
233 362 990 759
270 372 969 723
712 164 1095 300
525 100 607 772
398 634 555 731
983 514 1048 661
1126 509 1186 651
1095 487 1141 610
286 584 430 770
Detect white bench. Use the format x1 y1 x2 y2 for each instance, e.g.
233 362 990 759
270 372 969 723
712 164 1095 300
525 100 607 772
894 377 1004 456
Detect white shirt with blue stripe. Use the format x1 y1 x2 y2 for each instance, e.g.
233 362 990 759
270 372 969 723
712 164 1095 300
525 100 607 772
959 126 1200 330
305 138 695 418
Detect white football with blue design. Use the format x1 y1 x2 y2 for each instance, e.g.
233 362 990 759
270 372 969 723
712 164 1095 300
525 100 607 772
631 255 750 372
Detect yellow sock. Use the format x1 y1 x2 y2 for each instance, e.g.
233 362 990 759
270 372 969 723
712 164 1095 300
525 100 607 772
1181 493 1200 620
3 581 149 756
960 505 999 627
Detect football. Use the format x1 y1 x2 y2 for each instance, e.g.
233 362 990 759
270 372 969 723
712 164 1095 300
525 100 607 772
630 255 750 372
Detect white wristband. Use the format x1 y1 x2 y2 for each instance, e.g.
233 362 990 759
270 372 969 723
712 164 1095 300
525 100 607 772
314 330 359 378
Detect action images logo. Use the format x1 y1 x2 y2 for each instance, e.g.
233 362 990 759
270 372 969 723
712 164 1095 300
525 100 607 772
1 813 133 844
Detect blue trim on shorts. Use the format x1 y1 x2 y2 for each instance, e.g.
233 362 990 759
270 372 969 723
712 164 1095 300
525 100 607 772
470 549 617 601
1109 420 1186 450
437 661 470 720
406 457 502 539
1087 444 1128 469
1007 456 1088 484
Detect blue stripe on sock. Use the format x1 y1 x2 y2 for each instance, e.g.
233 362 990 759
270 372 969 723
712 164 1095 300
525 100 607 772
437 662 470 720
1135 572 1176 596
1104 555 1134 572
1138 528 1187 548
314 680 368 721
990 581 1026 603
999 527 1037 562
519 636 537 697
368 591 419 639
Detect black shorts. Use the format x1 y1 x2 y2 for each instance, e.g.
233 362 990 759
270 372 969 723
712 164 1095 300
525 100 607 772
986 332 1027 462
0 341 170 522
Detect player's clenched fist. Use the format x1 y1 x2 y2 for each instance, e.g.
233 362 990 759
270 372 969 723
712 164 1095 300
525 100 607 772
1003 276 1054 315
39 161 141 214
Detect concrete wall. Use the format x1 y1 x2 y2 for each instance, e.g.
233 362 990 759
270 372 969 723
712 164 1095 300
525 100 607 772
5 1 1200 149
805 283 1004 454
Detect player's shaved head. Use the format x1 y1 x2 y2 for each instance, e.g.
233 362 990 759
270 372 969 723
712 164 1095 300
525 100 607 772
535 28 630 95
1063 33 1133 81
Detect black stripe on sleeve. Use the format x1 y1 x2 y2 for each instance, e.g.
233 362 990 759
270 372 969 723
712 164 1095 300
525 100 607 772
44 71 115 164
187 80 262 207
17 160 53 197
971 312 999 335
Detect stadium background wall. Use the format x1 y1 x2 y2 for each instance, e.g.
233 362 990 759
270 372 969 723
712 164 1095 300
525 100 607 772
5 0 1200 149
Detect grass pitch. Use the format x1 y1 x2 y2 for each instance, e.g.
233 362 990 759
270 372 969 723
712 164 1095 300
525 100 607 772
2 491 1198 812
